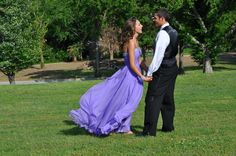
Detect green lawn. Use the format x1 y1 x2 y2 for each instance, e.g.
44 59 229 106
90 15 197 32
0 64 236 156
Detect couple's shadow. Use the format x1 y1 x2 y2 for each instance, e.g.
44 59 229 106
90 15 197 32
131 125 162 137
60 120 90 136
60 120 149 137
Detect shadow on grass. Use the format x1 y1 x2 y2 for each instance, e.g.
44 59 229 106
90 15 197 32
182 53 236 72
61 122 164 137
131 125 163 137
183 66 201 72
60 126 89 136
218 61 236 65
63 120 75 125
131 125 144 134
60 120 89 135
213 65 236 71
60 120 109 138
58 120 88 136
25 68 118 81
182 65 236 72
26 69 94 80
131 125 146 137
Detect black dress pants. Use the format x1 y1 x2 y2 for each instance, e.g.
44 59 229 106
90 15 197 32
143 64 178 136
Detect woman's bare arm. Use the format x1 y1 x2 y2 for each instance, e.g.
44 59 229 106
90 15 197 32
128 40 143 77
128 40 152 82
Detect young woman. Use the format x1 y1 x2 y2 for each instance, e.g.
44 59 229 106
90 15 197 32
69 17 152 136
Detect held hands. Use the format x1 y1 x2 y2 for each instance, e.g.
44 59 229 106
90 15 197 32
144 76 153 82
140 75 153 82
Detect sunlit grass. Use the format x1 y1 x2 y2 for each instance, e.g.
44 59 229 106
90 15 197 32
0 63 235 155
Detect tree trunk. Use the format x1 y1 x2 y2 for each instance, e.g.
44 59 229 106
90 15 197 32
40 50 45 69
7 73 15 84
73 55 77 62
203 48 213 73
178 42 185 75
109 43 114 60
110 51 114 60
40 38 45 69
94 42 100 77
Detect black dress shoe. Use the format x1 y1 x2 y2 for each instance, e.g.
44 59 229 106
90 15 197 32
142 131 149 136
161 126 174 132
142 130 157 136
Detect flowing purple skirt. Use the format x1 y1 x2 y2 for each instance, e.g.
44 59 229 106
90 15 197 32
69 65 143 135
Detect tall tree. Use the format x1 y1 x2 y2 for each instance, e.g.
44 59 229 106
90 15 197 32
32 0 49 69
0 0 42 84
175 0 236 73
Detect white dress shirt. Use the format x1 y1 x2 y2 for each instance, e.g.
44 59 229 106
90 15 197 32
147 23 170 76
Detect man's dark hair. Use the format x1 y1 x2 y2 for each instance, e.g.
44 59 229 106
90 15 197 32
155 8 170 22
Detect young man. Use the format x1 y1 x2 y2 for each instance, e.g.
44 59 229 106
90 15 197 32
143 8 179 136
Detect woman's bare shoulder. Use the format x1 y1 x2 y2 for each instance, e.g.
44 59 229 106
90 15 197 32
127 39 136 48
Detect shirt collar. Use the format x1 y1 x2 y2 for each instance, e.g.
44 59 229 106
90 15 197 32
160 22 169 30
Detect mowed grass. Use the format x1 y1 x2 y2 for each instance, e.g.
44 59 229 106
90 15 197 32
0 63 236 156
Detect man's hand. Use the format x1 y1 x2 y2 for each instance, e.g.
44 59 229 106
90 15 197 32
144 76 153 82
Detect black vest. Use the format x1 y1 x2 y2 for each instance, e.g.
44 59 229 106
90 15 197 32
154 26 179 67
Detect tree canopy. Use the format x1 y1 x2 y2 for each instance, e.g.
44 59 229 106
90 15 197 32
0 0 235 83
0 0 43 83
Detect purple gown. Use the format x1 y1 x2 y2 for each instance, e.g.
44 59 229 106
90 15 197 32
69 47 143 135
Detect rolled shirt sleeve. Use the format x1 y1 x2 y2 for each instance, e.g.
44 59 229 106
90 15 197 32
147 30 170 76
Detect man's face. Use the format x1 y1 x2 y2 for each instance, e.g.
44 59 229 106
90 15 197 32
152 15 163 28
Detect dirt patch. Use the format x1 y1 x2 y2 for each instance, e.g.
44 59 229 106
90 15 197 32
0 61 91 82
0 53 235 82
